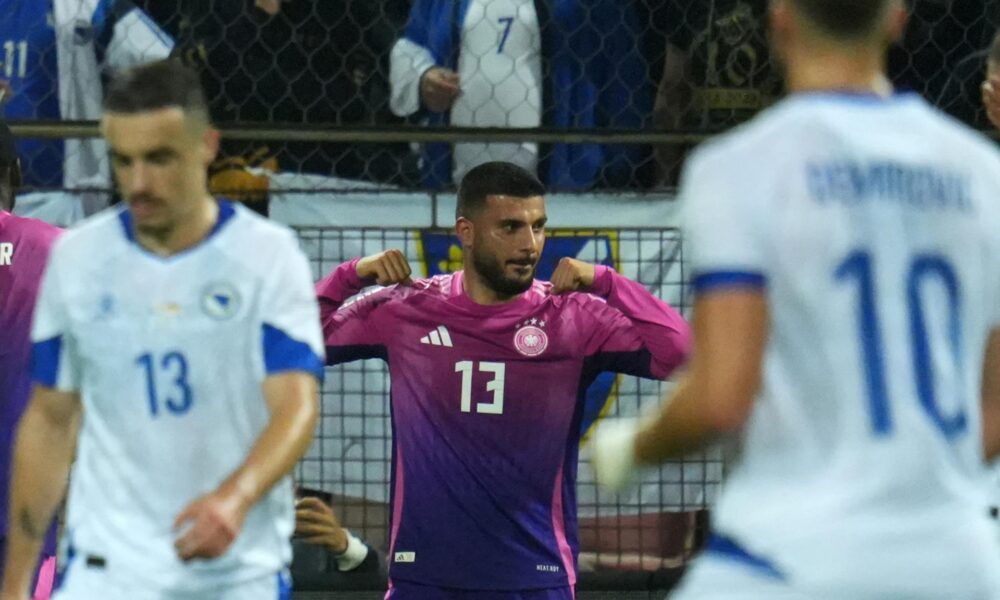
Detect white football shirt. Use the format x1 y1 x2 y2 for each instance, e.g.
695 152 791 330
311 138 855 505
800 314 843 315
451 0 542 182
31 201 324 591
681 92 1000 596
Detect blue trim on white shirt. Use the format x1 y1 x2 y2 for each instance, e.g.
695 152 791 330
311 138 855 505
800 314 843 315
263 324 324 381
705 533 786 581
31 336 63 387
51 535 76 592
91 0 111 31
691 271 767 294
276 569 292 600
131 8 175 49
118 199 237 253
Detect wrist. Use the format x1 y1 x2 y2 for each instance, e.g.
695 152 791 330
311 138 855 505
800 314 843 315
327 530 349 555
219 472 257 513
587 265 614 297
349 257 373 286
333 530 370 572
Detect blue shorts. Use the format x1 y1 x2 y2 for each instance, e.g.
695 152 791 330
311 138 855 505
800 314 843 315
386 579 575 600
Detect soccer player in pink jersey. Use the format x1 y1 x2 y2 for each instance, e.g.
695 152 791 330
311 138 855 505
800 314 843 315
316 161 691 599
0 121 60 599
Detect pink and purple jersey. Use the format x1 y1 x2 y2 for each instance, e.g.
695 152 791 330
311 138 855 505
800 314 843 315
317 260 690 591
0 210 60 549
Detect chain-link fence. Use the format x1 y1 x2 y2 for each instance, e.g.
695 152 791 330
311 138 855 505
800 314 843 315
4 0 1000 215
291 222 719 585
4 0 1000 595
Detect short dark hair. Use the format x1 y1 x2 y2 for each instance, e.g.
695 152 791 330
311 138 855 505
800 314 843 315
103 59 209 119
456 162 546 220
0 121 19 210
792 0 890 39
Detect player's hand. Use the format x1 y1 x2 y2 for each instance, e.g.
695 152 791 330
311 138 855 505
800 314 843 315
0 79 14 104
294 496 348 554
172 487 251 562
254 0 283 15
589 418 641 492
551 257 596 294
356 249 412 286
982 75 1000 130
420 67 461 113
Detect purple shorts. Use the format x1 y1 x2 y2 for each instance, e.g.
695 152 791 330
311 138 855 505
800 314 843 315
386 580 575 600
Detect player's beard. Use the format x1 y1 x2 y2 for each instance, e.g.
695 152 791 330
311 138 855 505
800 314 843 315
472 245 536 297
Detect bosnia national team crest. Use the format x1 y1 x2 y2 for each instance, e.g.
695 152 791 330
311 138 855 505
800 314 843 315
514 319 548 357
201 282 241 320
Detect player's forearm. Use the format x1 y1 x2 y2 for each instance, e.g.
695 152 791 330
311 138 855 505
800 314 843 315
2 401 76 595
632 377 723 464
983 398 1000 461
591 266 691 376
979 329 1000 460
218 373 319 509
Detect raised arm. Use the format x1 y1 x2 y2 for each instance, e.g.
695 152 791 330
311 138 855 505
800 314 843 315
552 258 691 379
1 387 79 599
316 250 410 365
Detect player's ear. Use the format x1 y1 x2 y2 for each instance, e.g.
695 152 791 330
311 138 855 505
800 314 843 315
202 127 220 168
884 0 907 45
456 217 474 249
768 0 793 65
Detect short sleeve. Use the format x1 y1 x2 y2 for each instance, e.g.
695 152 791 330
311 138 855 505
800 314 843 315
102 5 174 72
680 146 770 295
30 244 80 391
259 232 325 381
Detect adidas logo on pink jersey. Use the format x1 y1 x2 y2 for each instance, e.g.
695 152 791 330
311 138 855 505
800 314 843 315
420 325 453 348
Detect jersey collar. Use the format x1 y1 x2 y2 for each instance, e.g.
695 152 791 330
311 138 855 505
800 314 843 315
118 198 237 257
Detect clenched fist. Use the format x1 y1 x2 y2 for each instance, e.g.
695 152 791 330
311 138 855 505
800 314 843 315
356 249 413 286
550 257 596 294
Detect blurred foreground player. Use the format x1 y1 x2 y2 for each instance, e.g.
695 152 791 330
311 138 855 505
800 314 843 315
0 60 324 600
0 122 60 599
592 1 1000 598
980 28 1000 534
316 161 690 598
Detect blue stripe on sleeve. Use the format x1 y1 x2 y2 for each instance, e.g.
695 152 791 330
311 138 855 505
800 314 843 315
31 336 63 387
692 271 768 294
91 0 111 30
133 8 175 49
276 569 292 600
705 533 786 580
262 324 324 382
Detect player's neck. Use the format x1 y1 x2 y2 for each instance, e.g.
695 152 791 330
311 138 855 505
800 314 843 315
135 196 219 257
785 46 891 97
461 268 522 306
